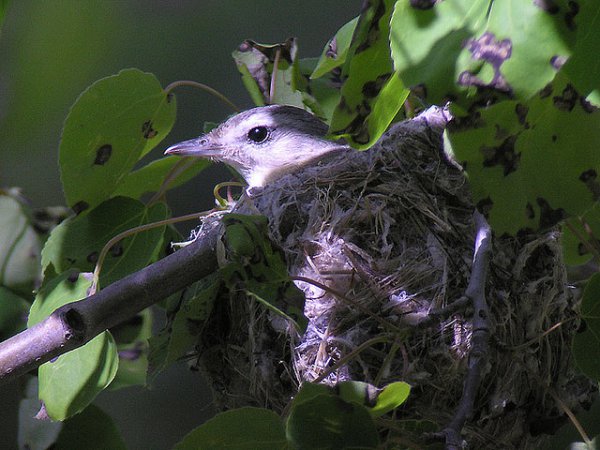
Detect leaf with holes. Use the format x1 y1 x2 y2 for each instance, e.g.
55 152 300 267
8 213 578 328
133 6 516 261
60 69 176 212
447 75 600 234
390 0 577 107
41 197 168 287
329 0 408 149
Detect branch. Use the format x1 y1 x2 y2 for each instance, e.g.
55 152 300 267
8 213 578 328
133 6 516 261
433 211 493 449
0 224 220 385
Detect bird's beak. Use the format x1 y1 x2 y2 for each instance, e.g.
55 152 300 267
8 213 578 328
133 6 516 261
164 137 224 158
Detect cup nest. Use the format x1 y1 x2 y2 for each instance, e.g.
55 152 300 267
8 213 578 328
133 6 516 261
192 108 596 448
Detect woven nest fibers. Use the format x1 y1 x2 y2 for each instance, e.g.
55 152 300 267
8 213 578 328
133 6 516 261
192 108 596 448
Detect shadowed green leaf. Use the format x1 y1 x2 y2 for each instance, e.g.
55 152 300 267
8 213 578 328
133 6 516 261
41 197 168 286
447 75 600 234
0 286 29 340
287 393 379 450
55 404 127 450
573 273 600 381
0 192 41 295
59 69 176 211
175 407 286 450
109 308 153 390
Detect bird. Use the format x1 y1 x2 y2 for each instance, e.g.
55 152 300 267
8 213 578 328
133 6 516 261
164 105 350 188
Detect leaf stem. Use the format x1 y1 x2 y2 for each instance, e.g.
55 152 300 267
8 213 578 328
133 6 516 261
164 80 240 112
90 211 210 294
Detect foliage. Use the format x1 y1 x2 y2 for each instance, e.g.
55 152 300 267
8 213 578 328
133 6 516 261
1 0 600 448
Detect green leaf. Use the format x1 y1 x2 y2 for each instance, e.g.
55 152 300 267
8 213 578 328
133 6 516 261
573 273 600 381
0 286 29 340
370 381 411 417
28 270 119 420
447 74 600 234
114 156 209 200
59 68 176 211
0 192 41 295
330 0 408 149
562 206 600 266
148 274 221 381
286 394 379 450
18 378 63 450
232 38 304 107
390 0 575 106
0 0 9 34
312 16 359 79
41 197 168 287
55 404 127 450
109 308 153 389
175 407 286 450
557 2 600 97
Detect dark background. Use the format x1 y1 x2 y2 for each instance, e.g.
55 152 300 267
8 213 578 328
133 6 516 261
0 1 360 448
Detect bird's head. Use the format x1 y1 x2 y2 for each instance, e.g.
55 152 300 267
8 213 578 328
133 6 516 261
164 105 349 188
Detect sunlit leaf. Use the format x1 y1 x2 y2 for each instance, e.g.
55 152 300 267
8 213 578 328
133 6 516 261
28 270 119 421
390 0 576 106
330 0 408 149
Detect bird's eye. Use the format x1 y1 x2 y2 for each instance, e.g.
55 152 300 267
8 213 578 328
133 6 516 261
247 126 269 143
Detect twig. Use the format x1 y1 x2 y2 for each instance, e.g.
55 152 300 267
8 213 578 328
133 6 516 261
433 211 492 449
0 224 221 385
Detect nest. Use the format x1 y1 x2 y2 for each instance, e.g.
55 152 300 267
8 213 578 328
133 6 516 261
192 108 595 448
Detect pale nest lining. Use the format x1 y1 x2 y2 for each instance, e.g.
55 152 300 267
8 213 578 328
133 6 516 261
194 108 595 448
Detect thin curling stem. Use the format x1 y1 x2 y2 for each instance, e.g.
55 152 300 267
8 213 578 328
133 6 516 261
90 211 209 294
164 80 240 112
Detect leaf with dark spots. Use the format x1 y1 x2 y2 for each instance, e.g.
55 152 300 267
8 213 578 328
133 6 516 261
330 0 408 149
87 251 99 263
515 104 529 126
579 169 600 200
480 135 520 176
564 1 579 31
60 70 176 211
71 201 89 215
550 55 567 70
553 84 578 111
536 197 566 229
534 0 560 14
459 32 513 94
447 111 485 132
142 120 158 139
94 144 112 165
362 73 391 98
232 38 304 107
539 83 553 98
409 0 436 10
110 243 123 257
580 97 598 113
476 197 493 218
525 202 535 220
